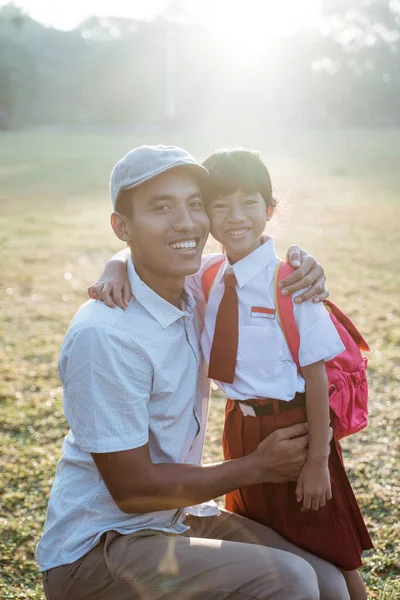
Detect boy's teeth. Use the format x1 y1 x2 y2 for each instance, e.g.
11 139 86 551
169 240 197 250
229 229 248 235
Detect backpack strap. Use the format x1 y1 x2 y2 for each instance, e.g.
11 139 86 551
274 265 370 364
324 299 370 352
202 258 225 302
274 262 301 370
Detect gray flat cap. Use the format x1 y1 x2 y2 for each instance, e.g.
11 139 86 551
110 144 208 208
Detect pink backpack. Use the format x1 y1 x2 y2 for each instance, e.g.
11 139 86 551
202 259 370 439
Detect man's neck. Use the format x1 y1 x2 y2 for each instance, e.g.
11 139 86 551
133 263 185 309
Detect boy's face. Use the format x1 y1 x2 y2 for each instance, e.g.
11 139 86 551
208 190 268 263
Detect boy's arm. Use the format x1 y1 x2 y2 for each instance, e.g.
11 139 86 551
296 361 332 511
88 248 131 309
302 361 330 463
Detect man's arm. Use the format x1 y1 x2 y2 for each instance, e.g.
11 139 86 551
88 246 329 309
92 424 309 514
64 324 309 514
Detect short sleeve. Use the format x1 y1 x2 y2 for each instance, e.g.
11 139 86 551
60 325 152 453
292 292 345 367
185 253 225 301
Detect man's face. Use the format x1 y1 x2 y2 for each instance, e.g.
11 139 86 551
123 168 210 279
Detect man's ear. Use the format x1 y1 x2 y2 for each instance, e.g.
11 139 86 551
111 212 131 242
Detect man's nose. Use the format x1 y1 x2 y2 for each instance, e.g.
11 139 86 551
174 206 195 231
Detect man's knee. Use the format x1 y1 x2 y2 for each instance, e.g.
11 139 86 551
279 555 319 600
245 547 319 600
318 569 350 600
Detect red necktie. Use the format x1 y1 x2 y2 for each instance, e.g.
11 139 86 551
208 273 239 384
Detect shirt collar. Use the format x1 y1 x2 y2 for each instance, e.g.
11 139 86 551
127 259 194 328
223 237 278 288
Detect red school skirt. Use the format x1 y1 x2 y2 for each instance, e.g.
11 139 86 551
222 397 373 571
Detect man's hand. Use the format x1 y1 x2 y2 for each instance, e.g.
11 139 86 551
253 423 309 484
279 246 329 304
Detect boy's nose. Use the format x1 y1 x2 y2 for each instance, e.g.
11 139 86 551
228 207 245 222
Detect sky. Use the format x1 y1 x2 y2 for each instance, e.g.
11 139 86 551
1 0 323 36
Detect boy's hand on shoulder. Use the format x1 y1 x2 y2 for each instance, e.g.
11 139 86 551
296 459 332 511
88 264 131 310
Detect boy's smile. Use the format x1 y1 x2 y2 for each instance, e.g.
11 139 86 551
209 190 269 263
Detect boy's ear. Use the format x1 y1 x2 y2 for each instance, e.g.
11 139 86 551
111 212 131 242
266 205 274 221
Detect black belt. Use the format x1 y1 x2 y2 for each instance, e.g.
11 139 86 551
236 392 305 417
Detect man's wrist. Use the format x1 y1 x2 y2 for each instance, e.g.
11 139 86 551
242 452 269 486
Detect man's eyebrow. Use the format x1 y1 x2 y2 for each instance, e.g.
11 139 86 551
146 192 202 205
146 194 175 205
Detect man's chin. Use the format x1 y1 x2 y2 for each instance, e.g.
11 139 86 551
169 253 202 276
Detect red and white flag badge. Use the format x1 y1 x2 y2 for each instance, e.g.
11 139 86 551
250 306 276 319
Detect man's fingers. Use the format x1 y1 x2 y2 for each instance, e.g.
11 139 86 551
294 272 326 304
274 422 308 440
279 262 310 290
286 245 302 268
319 493 326 508
312 285 330 304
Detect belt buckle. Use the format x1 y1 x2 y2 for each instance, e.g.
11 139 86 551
239 402 257 417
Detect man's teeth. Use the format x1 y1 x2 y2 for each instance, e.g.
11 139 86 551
228 229 248 236
169 240 197 250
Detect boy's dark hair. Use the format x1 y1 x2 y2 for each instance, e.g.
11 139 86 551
115 189 134 218
201 148 277 211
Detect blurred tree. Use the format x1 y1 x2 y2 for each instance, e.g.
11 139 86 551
0 0 398 129
316 0 400 124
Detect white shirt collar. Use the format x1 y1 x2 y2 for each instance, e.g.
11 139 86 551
127 259 194 328
223 237 278 288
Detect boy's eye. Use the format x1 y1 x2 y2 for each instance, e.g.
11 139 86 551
212 202 228 209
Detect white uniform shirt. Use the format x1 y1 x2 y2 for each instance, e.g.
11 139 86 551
36 260 218 573
188 238 345 402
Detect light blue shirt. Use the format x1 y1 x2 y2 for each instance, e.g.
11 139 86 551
36 260 218 572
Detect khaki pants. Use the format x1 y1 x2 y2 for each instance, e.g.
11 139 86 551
42 509 350 600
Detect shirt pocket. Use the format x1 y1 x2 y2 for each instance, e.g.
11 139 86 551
237 324 283 377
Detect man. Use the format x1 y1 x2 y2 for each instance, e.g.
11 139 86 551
37 145 350 599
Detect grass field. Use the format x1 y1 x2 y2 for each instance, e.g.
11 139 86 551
0 128 399 599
